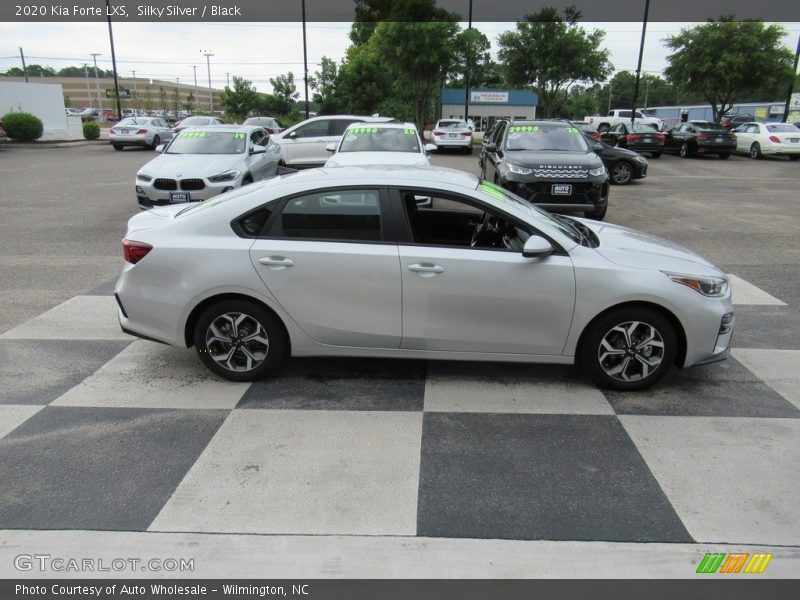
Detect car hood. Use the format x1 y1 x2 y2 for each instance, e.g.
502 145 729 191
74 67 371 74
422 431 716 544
325 152 429 167
502 150 601 169
580 219 723 276
140 153 243 178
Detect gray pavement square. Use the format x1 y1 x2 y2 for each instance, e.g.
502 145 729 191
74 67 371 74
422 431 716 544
0 339 131 405
0 406 228 531
605 357 800 418
416 412 693 543
237 357 426 411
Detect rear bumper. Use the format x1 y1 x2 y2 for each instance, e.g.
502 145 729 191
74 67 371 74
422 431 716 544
433 136 472 148
695 142 736 153
760 144 800 156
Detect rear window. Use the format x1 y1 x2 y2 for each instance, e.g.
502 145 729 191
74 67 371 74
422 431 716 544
632 124 658 133
693 122 726 132
766 123 799 133
438 120 467 129
339 127 420 153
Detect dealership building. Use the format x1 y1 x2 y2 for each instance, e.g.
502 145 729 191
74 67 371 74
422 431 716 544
440 88 538 132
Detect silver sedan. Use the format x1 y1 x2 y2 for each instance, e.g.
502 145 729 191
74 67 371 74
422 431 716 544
115 166 734 391
109 117 173 151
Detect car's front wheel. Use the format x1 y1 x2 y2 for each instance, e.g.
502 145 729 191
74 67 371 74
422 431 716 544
650 152 662 159
610 161 633 185
679 142 691 158
151 135 160 150
718 153 730 160
749 143 762 159
193 300 286 382
113 144 123 151
579 307 677 391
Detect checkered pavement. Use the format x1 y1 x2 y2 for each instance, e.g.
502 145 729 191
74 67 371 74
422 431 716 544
1 275 799 549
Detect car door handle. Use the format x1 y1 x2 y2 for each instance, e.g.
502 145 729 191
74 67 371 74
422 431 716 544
408 263 444 274
258 256 294 267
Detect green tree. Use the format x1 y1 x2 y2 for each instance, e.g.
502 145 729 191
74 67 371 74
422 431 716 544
310 56 340 115
664 17 795 122
270 72 299 106
3 64 55 77
335 43 393 116
220 76 260 122
143 86 153 111
497 5 613 118
63 94 71 107
57 66 87 77
447 29 504 89
172 86 180 114
561 84 601 119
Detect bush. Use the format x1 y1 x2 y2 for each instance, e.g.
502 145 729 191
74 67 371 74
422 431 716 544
83 121 100 140
0 112 43 141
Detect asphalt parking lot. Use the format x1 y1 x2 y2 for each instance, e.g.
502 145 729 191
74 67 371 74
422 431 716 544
1 141 799 577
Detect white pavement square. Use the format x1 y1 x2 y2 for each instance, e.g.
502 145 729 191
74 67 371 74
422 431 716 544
733 348 800 411
150 409 423 536
51 340 250 410
620 416 800 546
0 405 44 439
0 296 132 340
423 363 613 415
727 274 786 306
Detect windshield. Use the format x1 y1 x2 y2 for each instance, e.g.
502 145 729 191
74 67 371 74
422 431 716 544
438 120 467 129
505 125 589 152
475 180 580 244
767 123 799 133
117 118 147 127
338 127 420 153
179 117 213 127
632 124 658 133
166 131 246 154
693 122 726 132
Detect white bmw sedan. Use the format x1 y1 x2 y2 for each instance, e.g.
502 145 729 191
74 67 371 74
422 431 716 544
116 166 734 391
135 126 281 209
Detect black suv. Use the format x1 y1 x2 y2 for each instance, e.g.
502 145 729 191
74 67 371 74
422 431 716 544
480 120 609 220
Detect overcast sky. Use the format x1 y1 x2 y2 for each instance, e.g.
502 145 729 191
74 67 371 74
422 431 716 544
1 21 798 94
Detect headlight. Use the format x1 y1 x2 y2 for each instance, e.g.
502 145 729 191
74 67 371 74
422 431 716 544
589 166 607 177
664 272 728 297
136 172 153 182
208 169 241 183
507 163 532 175
635 156 648 163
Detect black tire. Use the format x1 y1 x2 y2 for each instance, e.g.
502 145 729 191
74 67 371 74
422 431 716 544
650 152 662 159
194 299 286 382
242 175 253 185
789 155 800 161
464 145 473 155
749 143 762 159
610 161 633 185
112 144 124 151
718 153 730 160
597 124 611 133
679 142 691 158
151 135 160 150
578 306 677 391
586 203 607 220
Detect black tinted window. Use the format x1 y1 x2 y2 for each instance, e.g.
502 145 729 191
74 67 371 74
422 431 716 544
269 190 382 241
332 119 361 135
237 206 273 237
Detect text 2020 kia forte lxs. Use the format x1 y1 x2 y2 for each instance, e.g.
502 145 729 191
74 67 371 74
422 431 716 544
115 166 734 391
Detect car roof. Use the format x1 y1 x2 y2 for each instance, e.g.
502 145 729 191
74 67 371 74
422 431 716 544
344 121 416 131
273 165 479 190
178 125 265 133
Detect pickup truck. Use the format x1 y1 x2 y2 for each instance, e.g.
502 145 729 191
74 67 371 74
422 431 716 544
584 109 663 133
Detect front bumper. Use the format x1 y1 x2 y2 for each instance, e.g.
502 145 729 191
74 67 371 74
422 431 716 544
135 176 240 209
501 174 609 213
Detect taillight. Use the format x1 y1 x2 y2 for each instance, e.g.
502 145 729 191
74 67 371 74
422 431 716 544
123 239 152 264
627 134 642 141
655 133 665 141
462 131 472 137
768 135 781 144
697 133 709 140
591 132 601 140
110 128 117 134
136 129 147 134
433 130 444 136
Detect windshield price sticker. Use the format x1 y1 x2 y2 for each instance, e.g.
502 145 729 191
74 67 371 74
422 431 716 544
479 180 507 201
178 131 207 138
509 126 540 133
350 127 379 134
234 133 246 139
403 128 415 135
566 127 578 133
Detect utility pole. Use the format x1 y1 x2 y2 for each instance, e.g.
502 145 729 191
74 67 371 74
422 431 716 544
131 70 138 110
106 0 122 122
463 0 473 125
301 0 309 119
226 72 230 87
202 51 214 111
192 65 198 111
90 53 103 112
83 63 91 107
782 33 800 123
630 0 650 128
19 47 29 82
607 81 612 114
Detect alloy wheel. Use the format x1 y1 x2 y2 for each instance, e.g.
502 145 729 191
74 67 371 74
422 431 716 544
205 312 269 373
611 163 632 184
597 321 665 382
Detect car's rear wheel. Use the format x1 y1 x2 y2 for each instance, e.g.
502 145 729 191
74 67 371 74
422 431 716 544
718 153 730 160
610 161 633 185
579 307 677 391
679 142 691 158
112 144 123 151
597 124 610 133
464 145 473 155
749 143 762 159
194 300 286 382
151 135 161 150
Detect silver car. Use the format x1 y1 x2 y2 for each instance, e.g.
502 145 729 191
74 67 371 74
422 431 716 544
116 166 734 391
431 119 474 154
110 117 173 151
325 122 437 167
135 126 281 209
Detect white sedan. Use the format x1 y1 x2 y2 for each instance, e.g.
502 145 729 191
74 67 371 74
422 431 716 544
325 122 436 167
431 119 474 154
135 126 281 209
109 117 173 151
732 122 800 160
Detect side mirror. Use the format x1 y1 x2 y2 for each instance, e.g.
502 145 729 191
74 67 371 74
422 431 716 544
522 235 554 258
250 144 267 154
591 142 603 153
424 143 437 153
326 142 337 153
485 142 498 152
155 144 165 153
287 131 297 139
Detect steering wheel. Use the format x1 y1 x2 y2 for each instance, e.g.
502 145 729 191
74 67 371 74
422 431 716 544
470 211 491 247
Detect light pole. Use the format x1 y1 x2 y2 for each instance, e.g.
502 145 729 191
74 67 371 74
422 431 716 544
301 0 309 119
83 63 91 107
131 70 138 110
226 72 230 87
202 51 214 111
192 65 198 112
90 53 102 112
630 0 650 128
463 0 473 124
